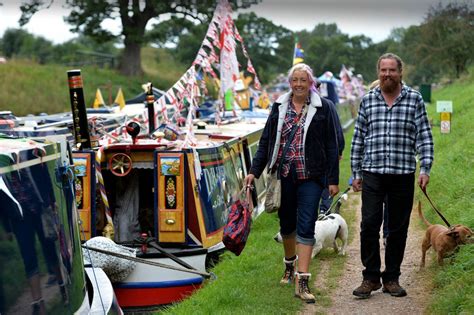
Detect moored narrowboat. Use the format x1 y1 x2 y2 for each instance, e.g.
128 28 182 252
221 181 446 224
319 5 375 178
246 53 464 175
0 136 121 314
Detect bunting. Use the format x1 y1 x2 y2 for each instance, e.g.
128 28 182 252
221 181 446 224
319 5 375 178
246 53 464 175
141 0 263 141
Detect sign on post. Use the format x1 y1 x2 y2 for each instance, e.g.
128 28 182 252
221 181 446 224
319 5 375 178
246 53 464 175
436 101 453 134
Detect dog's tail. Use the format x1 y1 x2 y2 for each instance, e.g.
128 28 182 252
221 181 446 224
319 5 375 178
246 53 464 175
417 201 432 227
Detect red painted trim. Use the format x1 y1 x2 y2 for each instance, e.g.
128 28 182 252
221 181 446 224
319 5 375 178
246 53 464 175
115 284 202 308
199 159 225 167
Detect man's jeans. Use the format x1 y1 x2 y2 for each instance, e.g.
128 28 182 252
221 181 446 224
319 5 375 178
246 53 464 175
360 171 414 283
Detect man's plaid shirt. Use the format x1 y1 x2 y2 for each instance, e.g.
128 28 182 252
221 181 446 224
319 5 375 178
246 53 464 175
350 85 434 179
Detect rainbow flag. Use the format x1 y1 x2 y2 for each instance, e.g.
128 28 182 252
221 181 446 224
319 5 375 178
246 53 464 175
293 38 304 65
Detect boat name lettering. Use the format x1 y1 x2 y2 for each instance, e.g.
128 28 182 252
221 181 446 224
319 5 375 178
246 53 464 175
202 164 226 197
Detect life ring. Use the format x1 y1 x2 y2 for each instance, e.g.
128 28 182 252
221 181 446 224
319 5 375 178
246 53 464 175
108 153 132 177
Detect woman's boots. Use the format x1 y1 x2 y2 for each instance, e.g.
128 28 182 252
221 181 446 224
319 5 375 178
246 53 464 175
295 272 315 303
281 256 315 303
280 256 297 284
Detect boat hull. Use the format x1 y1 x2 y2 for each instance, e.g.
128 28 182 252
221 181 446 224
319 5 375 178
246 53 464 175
112 249 207 308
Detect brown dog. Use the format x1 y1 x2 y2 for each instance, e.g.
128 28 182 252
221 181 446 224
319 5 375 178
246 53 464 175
418 204 473 267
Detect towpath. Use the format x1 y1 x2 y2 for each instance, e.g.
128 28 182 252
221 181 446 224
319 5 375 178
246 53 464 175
304 193 433 315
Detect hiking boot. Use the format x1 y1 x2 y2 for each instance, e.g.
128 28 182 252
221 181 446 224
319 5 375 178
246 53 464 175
352 280 382 298
295 272 315 303
383 281 407 297
280 256 297 285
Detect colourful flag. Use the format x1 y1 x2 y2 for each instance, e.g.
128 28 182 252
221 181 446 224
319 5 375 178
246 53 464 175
92 88 105 108
293 38 304 65
114 87 126 110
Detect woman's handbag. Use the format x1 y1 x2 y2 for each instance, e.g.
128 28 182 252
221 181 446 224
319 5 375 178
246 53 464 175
222 187 253 256
264 171 281 213
263 106 306 213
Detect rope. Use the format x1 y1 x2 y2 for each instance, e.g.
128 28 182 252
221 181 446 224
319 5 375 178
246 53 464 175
82 245 213 279
95 147 113 226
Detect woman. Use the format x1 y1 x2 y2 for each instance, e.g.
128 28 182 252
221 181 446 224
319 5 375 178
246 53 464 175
244 63 340 303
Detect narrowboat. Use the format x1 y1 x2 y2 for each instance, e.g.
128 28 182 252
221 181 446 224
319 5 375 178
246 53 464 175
2 0 268 309
0 136 122 314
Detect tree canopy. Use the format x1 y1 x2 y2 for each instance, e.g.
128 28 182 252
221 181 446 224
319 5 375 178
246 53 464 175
7 0 474 86
19 0 260 76
417 2 474 79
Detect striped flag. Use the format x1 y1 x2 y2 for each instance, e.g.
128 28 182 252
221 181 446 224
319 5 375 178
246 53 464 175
293 38 304 65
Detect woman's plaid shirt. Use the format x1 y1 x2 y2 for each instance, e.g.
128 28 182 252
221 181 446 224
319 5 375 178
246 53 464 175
277 97 309 180
350 85 434 179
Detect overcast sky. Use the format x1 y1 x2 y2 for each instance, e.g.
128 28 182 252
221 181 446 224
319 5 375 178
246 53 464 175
0 0 448 44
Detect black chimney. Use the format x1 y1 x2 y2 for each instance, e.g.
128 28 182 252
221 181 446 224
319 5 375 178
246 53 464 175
67 70 91 149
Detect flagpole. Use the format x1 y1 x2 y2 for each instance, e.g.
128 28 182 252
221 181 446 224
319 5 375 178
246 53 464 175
292 36 304 66
292 36 298 67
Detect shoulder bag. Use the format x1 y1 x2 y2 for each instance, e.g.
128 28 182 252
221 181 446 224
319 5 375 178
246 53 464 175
264 106 307 213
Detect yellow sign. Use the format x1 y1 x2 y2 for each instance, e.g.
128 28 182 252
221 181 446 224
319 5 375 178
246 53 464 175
440 112 451 134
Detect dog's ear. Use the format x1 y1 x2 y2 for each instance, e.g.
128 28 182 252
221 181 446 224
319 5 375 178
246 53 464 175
447 229 460 239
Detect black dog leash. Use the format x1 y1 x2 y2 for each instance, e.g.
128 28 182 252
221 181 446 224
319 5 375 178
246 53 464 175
420 187 451 228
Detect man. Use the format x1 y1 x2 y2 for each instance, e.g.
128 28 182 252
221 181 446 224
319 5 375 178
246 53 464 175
319 103 344 214
317 79 345 215
350 53 434 298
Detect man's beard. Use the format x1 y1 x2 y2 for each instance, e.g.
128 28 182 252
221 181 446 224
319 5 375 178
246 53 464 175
380 77 400 93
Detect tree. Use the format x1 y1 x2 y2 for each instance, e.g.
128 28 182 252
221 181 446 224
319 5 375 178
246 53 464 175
234 12 293 82
19 0 260 76
1 28 33 58
147 11 292 83
417 2 474 79
297 23 377 82
1 28 54 64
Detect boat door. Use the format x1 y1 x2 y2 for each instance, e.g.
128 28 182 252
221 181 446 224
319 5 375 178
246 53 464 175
72 150 96 240
154 151 186 243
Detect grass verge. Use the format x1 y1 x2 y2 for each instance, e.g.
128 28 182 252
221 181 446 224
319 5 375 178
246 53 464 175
419 69 474 314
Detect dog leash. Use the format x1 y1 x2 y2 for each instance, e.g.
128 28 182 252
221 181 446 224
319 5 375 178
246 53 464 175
420 187 451 228
322 186 351 216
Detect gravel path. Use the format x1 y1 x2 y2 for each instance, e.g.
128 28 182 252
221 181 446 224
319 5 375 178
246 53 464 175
302 193 432 315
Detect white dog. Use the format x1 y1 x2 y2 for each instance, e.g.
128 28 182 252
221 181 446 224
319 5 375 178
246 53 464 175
274 213 348 258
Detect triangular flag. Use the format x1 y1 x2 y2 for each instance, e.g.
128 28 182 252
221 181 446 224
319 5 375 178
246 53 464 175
114 87 126 110
92 88 105 108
